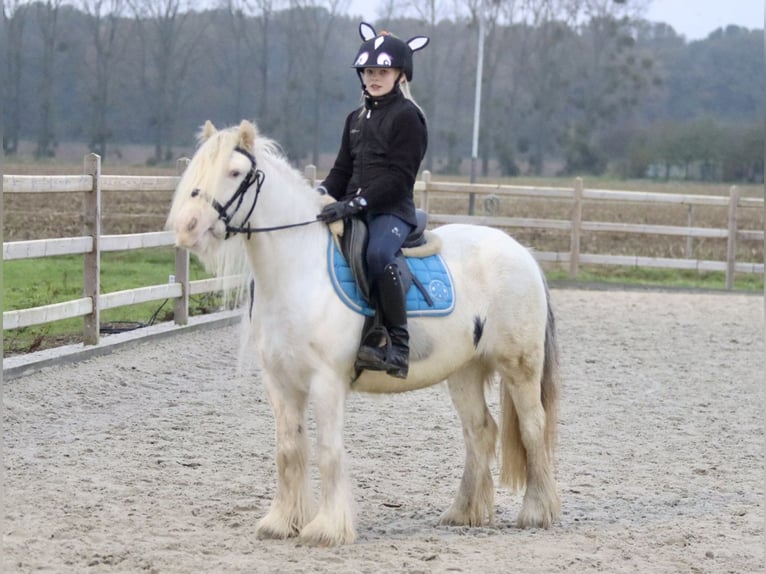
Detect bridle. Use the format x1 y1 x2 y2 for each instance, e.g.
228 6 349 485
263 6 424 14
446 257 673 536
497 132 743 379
205 146 320 239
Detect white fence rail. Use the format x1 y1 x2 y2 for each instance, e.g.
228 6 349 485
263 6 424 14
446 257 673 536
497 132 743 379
3 154 199 345
4 156 764 348
416 172 763 285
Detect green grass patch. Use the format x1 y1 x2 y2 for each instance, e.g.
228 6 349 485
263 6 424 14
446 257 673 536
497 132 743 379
545 265 764 292
3 247 217 355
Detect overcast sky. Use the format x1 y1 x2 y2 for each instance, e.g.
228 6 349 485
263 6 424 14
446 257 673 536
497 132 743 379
346 0 764 41
644 0 763 40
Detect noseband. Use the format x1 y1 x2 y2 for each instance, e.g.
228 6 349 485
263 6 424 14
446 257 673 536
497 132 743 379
206 146 320 239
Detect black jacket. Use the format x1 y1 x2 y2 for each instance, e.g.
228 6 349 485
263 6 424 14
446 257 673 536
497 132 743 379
321 87 428 227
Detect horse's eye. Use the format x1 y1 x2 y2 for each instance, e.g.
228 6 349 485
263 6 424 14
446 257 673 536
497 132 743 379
191 189 200 197
230 170 241 178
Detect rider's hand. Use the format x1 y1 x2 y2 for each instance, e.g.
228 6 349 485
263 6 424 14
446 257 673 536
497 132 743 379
317 197 367 223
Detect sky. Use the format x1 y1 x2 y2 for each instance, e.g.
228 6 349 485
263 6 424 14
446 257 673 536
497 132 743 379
644 0 763 40
346 0 764 41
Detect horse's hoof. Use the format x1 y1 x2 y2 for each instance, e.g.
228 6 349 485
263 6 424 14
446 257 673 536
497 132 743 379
439 508 487 527
298 529 355 547
516 499 559 529
256 526 295 540
256 514 300 540
298 516 356 546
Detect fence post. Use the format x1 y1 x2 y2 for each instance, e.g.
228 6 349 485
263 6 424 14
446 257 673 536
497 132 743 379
304 164 317 187
83 153 101 345
569 177 583 278
420 170 431 212
174 158 190 325
725 185 740 290
685 204 695 258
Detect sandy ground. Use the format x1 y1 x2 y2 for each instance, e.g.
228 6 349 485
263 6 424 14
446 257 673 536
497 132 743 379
3 289 764 573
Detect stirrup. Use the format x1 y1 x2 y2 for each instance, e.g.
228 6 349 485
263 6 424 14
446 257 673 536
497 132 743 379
355 325 392 372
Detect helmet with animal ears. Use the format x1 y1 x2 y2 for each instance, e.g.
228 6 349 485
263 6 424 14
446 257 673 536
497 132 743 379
351 22 430 82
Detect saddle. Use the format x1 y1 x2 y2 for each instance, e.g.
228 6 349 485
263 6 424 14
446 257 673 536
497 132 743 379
326 210 454 318
339 210 429 303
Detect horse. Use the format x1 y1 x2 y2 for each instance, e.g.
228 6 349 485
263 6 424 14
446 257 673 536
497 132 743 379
166 119 561 546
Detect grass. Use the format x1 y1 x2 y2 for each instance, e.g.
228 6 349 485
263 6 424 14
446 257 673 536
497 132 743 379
3 248 217 355
544 265 763 292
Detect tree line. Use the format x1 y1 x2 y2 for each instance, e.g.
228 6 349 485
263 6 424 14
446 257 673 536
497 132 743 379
1 0 763 182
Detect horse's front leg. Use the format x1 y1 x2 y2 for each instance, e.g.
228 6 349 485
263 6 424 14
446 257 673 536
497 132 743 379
298 373 355 546
257 373 314 540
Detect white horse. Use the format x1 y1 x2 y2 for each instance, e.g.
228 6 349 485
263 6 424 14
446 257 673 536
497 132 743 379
167 119 561 546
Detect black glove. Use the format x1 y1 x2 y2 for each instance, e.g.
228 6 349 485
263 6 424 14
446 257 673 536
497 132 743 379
317 197 367 223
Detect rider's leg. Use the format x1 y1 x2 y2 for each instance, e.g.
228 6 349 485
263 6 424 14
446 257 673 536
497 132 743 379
356 215 412 378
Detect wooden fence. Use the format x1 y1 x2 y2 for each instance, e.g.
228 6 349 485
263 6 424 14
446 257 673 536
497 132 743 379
413 171 764 286
3 156 764 348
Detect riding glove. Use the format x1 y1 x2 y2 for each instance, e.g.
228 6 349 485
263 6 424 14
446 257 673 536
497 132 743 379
317 196 367 223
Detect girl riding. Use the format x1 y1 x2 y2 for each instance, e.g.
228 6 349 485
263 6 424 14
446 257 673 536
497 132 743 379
317 22 430 379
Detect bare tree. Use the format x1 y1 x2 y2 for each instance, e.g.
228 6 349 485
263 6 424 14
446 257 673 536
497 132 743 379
287 0 349 165
407 0 458 171
250 0 277 128
561 0 654 173
373 0 405 21
128 0 204 163
34 0 66 158
215 0 277 127
1 0 31 155
78 0 125 158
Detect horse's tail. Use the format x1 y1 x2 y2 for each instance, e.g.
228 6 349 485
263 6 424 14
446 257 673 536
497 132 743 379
499 279 560 491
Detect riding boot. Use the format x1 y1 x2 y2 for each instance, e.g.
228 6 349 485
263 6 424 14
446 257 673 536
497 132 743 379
384 323 409 379
356 262 410 379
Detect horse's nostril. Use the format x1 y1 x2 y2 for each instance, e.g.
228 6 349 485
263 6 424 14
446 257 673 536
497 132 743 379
191 189 200 197
186 217 198 232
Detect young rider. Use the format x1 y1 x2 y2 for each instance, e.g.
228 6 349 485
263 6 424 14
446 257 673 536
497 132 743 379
317 23 430 379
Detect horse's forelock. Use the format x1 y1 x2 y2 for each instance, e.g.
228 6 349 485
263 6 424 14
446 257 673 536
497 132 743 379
186 127 239 182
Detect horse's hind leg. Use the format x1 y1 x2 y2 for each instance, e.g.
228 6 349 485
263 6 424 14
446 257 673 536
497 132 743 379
440 361 498 527
498 350 560 529
256 375 313 540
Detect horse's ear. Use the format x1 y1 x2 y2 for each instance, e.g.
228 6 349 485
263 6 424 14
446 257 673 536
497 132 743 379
238 119 257 152
359 22 376 41
201 120 217 140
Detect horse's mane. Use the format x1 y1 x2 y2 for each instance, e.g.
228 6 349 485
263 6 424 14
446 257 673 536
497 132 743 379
252 135 311 193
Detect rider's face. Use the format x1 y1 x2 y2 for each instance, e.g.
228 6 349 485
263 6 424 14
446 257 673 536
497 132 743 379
363 67 400 97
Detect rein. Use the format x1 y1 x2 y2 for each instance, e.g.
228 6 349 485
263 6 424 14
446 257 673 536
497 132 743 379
211 145 320 239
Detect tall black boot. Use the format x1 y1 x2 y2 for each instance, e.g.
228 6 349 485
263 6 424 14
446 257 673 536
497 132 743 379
355 263 410 379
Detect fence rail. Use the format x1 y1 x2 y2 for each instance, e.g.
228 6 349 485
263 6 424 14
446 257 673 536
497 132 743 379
415 171 763 285
4 156 764 348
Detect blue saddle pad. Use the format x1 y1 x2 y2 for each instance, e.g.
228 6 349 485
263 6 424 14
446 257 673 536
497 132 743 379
327 235 455 317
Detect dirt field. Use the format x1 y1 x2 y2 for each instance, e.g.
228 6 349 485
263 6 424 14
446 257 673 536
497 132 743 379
3 288 763 573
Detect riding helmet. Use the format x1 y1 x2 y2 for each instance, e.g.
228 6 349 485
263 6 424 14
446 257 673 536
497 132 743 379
352 22 429 82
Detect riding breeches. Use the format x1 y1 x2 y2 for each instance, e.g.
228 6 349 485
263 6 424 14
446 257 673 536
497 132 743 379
364 214 413 285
